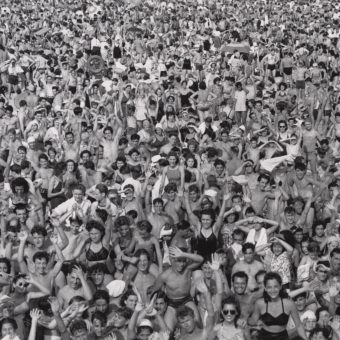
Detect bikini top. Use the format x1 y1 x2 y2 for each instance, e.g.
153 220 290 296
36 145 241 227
86 243 109 262
260 299 289 327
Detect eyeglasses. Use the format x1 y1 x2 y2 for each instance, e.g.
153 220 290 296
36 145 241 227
223 309 236 315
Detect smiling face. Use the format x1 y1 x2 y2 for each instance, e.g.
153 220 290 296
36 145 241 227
265 278 281 300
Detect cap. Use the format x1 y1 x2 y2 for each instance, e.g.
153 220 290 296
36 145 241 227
151 155 163 163
137 319 153 330
106 280 126 298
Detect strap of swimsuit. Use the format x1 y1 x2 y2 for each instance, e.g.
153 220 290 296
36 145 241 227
281 298 285 313
266 301 268 313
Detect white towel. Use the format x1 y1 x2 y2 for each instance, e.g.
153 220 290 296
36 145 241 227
246 227 268 247
260 155 294 172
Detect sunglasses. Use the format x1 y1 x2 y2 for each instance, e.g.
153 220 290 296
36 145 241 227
223 309 236 315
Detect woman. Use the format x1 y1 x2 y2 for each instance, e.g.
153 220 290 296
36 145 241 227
62 159 80 199
214 296 245 340
248 272 307 340
185 192 228 260
0 317 20 339
159 152 185 195
47 163 66 211
84 220 110 267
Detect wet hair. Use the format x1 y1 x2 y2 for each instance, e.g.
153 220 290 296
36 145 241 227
232 271 248 283
137 220 153 233
242 242 255 253
91 311 107 325
177 305 194 319
221 296 241 326
69 319 87 336
120 288 138 307
31 226 47 237
263 272 288 302
86 220 106 238
0 258 11 273
33 251 49 263
93 290 110 303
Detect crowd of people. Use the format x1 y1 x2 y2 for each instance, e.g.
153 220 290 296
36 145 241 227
1 0 340 339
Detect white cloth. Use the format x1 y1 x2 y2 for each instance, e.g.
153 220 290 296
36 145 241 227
246 227 268 247
260 155 294 172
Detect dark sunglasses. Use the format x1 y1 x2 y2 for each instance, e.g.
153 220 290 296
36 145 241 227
223 309 236 315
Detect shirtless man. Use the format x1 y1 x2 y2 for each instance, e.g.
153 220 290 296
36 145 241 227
232 242 264 292
149 246 203 331
248 173 275 215
17 231 64 294
145 185 172 238
176 280 215 340
62 131 80 162
301 119 321 176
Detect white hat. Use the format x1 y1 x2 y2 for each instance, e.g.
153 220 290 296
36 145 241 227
106 280 126 298
301 310 316 322
138 319 154 330
160 225 173 238
151 155 163 163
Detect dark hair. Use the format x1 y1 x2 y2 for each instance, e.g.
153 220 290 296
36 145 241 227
0 258 11 273
263 272 288 302
316 307 329 321
0 318 17 331
221 296 241 326
255 270 266 281
134 248 151 262
114 216 130 229
242 242 255 253
88 263 108 275
330 248 340 258
232 271 248 283
91 311 107 325
86 220 106 238
11 177 29 194
69 319 87 336
177 305 194 319
33 251 49 263
93 290 110 303
137 220 153 233
31 226 47 237
120 288 138 307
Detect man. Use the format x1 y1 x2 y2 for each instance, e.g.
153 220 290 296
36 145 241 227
51 184 91 222
231 271 259 321
232 243 264 292
57 264 93 309
149 246 203 331
330 248 340 277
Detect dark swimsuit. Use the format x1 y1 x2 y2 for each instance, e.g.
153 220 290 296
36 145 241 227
259 299 289 340
86 242 109 263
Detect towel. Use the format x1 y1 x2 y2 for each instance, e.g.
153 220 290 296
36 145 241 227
246 227 268 247
260 155 294 172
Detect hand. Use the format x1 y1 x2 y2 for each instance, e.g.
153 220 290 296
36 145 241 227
145 295 157 315
18 231 28 242
72 265 84 280
274 190 281 199
242 194 251 204
30 308 42 321
178 189 184 197
50 233 58 245
104 333 117 340
208 253 221 271
135 301 145 312
146 184 153 192
236 318 248 329
326 202 336 211
48 296 60 314
169 246 185 258
224 193 231 201
329 285 339 298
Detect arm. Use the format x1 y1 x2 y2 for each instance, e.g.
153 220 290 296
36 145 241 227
289 300 308 340
17 231 29 274
248 299 261 326
28 309 41 340
169 246 203 270
213 194 229 235
152 236 163 273
73 265 93 302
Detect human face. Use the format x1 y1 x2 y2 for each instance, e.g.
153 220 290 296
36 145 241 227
0 262 9 274
40 158 48 168
34 258 47 275
112 313 127 329
154 202 163 214
1 322 15 338
173 257 186 273
305 121 312 131
201 214 213 230
331 254 340 271
89 228 102 243
244 248 254 264
138 328 153 340
155 298 167 315
295 296 306 311
104 130 113 140
233 277 247 295
272 242 284 256
168 155 177 166
93 318 105 337
186 158 194 168
73 189 84 204
33 232 45 249
95 298 108 313
125 294 138 310
222 303 237 324
259 178 268 190
316 267 329 282
69 272 81 290
14 277 28 293
15 185 24 195
91 271 104 286
318 310 330 327
315 225 325 237
189 190 198 202
66 134 74 144
138 254 149 273
67 161 75 172
72 329 87 340
202 262 213 279
265 278 281 300
295 168 305 180
178 315 195 334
